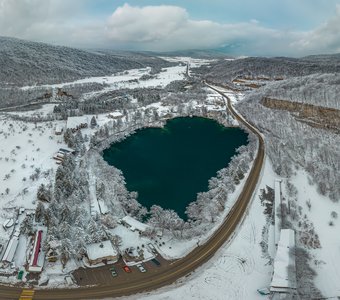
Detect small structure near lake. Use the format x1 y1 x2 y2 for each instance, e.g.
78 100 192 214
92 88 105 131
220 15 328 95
121 216 149 234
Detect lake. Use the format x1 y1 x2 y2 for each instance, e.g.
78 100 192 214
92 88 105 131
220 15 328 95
103 117 248 220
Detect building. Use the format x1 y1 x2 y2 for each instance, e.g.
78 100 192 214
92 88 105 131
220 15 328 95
66 116 89 132
274 179 282 245
55 125 64 135
121 215 149 233
2 219 14 229
28 230 45 273
85 240 118 266
270 229 297 298
2 237 19 263
108 111 124 119
59 147 75 154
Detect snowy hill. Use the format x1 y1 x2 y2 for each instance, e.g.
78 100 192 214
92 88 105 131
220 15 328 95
197 55 340 84
0 36 171 87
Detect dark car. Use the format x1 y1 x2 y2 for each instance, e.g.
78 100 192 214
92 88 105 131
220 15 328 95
110 267 117 277
151 258 161 266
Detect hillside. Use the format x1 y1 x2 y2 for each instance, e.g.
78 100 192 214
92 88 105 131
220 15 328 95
196 56 340 84
0 37 171 87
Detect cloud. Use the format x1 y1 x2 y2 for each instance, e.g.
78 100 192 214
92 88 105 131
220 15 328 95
0 1 340 56
0 0 92 45
104 4 304 55
292 4 340 54
107 4 188 43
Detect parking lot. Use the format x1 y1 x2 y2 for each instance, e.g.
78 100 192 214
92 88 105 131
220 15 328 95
72 255 171 287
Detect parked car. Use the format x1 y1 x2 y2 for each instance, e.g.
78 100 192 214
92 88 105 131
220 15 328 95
136 264 146 273
123 265 132 273
147 243 157 254
257 288 270 295
151 258 161 266
110 267 117 277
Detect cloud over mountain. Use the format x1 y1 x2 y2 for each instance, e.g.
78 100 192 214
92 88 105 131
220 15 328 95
0 0 340 56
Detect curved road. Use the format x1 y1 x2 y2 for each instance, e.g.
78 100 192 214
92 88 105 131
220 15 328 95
1 84 265 300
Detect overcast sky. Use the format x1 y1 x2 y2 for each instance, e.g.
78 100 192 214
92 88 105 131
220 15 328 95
1 0 340 56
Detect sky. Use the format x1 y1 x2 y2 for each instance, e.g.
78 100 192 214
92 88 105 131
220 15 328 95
1 0 340 56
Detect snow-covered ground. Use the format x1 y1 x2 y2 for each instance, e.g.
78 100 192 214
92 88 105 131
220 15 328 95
0 115 64 215
6 104 57 118
290 170 340 297
159 56 216 68
21 64 187 94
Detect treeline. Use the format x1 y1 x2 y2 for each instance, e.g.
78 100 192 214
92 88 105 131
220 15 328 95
256 73 340 110
195 56 340 86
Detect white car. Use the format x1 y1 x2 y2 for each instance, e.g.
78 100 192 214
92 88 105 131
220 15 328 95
136 264 146 273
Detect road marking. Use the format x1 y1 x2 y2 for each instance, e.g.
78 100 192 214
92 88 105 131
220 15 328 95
19 289 35 300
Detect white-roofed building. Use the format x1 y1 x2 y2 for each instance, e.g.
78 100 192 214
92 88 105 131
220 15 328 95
55 125 64 135
270 229 296 297
108 111 124 119
85 240 119 266
121 215 149 233
2 237 19 263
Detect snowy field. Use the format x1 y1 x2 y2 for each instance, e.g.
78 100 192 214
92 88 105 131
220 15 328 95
21 63 188 93
291 170 340 298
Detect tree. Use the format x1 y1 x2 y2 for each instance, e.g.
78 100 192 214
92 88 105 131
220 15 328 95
35 202 46 223
21 215 34 235
37 184 51 202
90 116 97 128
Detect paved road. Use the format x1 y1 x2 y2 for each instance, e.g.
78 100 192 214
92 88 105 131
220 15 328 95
0 85 265 300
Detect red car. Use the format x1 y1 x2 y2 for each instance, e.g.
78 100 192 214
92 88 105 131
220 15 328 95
123 265 132 273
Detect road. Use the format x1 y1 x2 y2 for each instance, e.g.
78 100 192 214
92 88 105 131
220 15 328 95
0 84 265 300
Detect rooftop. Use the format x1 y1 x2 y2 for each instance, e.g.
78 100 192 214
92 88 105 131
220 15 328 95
86 240 118 261
270 229 296 292
122 215 149 232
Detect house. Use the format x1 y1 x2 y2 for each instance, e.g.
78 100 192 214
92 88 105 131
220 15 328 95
85 240 119 266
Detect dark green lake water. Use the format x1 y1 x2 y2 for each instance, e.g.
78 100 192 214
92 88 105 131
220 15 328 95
103 117 248 220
